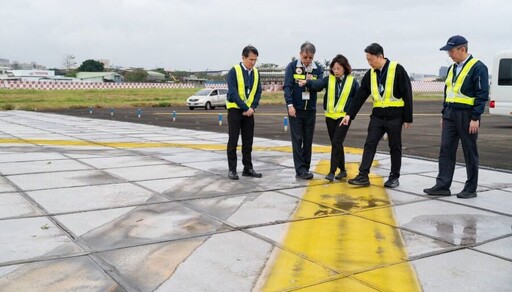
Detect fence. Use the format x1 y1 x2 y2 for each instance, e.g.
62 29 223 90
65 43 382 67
0 81 194 90
204 81 444 92
1 80 445 92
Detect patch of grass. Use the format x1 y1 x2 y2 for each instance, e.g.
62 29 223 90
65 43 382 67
414 92 444 100
154 102 171 107
0 88 443 111
1 103 16 110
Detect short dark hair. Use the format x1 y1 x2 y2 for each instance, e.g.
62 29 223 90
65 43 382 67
364 43 384 57
242 45 258 57
330 54 352 75
300 41 316 54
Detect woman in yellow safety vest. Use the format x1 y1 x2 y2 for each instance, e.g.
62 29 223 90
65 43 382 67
300 54 359 181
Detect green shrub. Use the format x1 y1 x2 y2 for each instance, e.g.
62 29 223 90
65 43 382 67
1 103 16 110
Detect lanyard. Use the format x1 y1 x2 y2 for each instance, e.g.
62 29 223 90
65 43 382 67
246 70 253 95
377 66 387 94
336 77 344 98
377 66 388 86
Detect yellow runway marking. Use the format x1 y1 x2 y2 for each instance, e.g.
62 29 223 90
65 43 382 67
261 162 420 291
1 136 416 290
0 138 363 154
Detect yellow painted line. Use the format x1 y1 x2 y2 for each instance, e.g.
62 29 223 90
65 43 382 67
0 138 363 154
261 161 420 291
2 135 417 290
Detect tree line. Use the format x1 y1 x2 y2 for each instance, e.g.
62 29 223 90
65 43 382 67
55 55 330 83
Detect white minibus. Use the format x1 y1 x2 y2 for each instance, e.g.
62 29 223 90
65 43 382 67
489 50 512 117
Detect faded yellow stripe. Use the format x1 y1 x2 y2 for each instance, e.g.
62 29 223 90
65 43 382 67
0 138 362 154
261 162 420 291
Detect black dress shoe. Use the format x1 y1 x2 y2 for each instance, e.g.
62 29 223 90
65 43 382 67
335 170 347 180
296 172 314 180
325 172 335 181
456 190 477 199
423 186 450 196
228 171 239 180
348 174 370 186
242 169 262 178
384 176 399 188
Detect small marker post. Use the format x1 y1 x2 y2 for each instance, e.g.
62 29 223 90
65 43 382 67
218 113 223 126
284 116 288 132
172 110 176 121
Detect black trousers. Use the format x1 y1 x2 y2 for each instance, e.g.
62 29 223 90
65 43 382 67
325 117 351 173
289 109 316 175
227 109 254 172
359 115 403 177
436 107 478 192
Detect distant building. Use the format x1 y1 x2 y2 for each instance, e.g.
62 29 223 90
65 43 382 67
439 66 448 78
0 58 45 70
76 72 123 83
2 69 54 81
0 66 13 80
146 70 166 82
351 68 368 83
259 68 286 84
0 58 9 67
183 75 208 86
205 70 228 77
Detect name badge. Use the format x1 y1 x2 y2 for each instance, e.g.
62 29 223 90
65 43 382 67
302 91 310 100
378 84 384 94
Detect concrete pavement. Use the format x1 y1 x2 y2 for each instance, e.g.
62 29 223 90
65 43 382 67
0 110 511 291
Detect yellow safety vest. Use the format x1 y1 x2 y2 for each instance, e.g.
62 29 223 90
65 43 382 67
325 75 354 119
445 58 479 106
226 64 259 109
371 61 405 108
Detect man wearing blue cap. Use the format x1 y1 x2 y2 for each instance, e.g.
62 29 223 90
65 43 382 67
424 35 489 199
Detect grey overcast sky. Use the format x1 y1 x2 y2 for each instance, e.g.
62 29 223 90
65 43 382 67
1 0 511 75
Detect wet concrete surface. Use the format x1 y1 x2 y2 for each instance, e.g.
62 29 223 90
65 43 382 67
0 110 511 291
48 100 512 171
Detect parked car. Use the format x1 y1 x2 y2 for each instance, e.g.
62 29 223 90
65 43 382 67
186 88 228 110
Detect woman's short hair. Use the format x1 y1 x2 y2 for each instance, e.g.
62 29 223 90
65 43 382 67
330 54 352 75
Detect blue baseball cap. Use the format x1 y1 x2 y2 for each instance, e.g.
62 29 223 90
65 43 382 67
440 35 468 51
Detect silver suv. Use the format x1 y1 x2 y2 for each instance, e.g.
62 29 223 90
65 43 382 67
186 88 228 110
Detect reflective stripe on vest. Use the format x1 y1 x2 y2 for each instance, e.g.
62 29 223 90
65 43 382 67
226 65 259 109
325 75 354 119
444 58 478 106
371 61 404 108
293 74 318 80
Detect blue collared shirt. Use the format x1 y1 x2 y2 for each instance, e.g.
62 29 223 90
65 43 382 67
455 54 471 77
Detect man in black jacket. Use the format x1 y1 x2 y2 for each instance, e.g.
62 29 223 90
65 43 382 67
424 35 489 199
226 45 263 180
341 43 413 188
283 42 323 179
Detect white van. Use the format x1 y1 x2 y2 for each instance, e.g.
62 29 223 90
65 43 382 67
489 50 512 117
186 88 228 110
